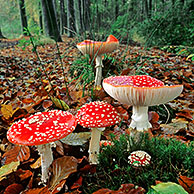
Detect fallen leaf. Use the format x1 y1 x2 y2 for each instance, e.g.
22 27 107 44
49 156 78 192
178 175 194 193
30 157 41 169
1 104 19 120
16 169 33 181
2 145 30 165
20 187 50 194
0 161 20 181
51 96 69 110
150 182 188 194
60 132 91 145
4 183 24 194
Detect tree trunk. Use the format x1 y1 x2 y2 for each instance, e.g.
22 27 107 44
83 0 91 31
41 0 62 42
144 0 149 18
59 0 65 34
66 0 75 37
148 0 152 17
18 0 28 36
115 0 119 20
39 2 43 34
74 0 81 34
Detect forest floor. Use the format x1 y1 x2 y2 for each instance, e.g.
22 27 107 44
0 36 194 194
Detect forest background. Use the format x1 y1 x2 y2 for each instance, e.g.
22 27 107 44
1 0 194 46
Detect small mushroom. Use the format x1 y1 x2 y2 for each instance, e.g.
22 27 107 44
7 110 77 182
128 150 151 167
77 35 119 88
76 101 121 164
103 75 183 131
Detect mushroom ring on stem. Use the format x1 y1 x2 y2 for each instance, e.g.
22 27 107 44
76 101 121 164
103 75 183 131
7 110 77 183
77 35 119 88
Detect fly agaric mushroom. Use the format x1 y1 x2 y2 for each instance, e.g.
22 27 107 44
128 150 151 167
77 35 119 88
7 110 77 182
103 75 183 131
76 101 121 164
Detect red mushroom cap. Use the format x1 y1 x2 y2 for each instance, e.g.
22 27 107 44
128 150 151 167
7 110 77 146
77 35 119 57
103 75 183 106
76 101 121 128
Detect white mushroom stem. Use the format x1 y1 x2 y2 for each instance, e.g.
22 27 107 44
89 127 105 164
94 56 103 88
36 143 53 182
129 106 152 132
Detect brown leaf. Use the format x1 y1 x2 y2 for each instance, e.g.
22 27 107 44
20 187 50 194
2 145 30 165
178 175 194 193
16 169 33 181
115 106 129 121
42 99 53 109
148 111 159 124
4 183 24 194
71 176 83 189
30 157 41 169
49 156 78 192
55 140 64 156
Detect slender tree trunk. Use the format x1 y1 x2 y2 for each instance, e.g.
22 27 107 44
148 0 152 17
66 0 75 37
74 0 81 34
59 0 65 34
84 0 91 31
144 0 149 18
18 0 28 36
115 0 119 20
39 2 43 34
41 0 62 42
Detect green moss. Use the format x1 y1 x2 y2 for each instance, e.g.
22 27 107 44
81 134 194 193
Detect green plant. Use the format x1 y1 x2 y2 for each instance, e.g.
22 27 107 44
81 133 194 193
69 55 95 88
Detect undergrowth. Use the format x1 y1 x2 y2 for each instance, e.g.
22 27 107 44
81 133 194 193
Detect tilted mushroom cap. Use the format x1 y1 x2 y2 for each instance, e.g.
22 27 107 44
76 101 121 128
7 110 77 146
77 35 119 57
103 75 183 106
128 150 151 167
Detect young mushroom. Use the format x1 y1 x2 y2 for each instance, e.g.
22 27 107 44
76 101 121 164
77 35 119 88
128 150 151 167
103 75 183 131
7 110 77 183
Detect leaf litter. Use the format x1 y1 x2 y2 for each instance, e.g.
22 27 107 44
0 36 194 193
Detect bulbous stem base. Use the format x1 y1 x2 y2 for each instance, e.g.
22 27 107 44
129 106 152 132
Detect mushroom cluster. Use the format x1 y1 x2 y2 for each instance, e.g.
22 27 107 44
76 101 121 164
77 35 119 88
103 75 183 131
7 110 77 182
